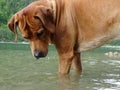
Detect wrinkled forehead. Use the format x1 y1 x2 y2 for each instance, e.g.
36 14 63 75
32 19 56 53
17 14 43 38
17 1 47 31
18 9 43 30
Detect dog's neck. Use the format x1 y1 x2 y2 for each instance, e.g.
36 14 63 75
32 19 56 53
45 0 56 44
48 0 56 23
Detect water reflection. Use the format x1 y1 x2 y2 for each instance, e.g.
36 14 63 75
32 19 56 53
57 74 81 90
103 79 120 85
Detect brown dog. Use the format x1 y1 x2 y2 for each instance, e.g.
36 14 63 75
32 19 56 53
8 0 120 76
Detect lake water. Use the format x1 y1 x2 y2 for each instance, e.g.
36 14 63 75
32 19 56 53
0 43 119 90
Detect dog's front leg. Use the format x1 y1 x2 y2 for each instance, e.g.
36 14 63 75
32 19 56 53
72 53 82 75
58 52 74 77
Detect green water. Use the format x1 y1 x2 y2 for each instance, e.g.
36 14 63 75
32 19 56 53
0 43 120 90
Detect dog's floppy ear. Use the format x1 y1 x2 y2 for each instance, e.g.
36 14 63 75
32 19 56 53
34 6 55 33
8 14 19 41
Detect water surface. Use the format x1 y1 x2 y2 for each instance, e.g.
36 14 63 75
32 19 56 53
0 43 119 90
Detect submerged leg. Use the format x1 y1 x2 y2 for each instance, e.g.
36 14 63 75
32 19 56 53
72 53 82 75
58 52 74 77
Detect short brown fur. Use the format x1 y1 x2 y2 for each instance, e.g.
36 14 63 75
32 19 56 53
8 0 120 76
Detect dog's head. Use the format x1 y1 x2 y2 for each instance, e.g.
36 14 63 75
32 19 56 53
8 1 55 59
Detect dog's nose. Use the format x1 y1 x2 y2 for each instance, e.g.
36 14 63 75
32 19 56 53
34 50 46 59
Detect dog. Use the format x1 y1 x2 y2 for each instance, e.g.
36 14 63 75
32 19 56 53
8 0 120 76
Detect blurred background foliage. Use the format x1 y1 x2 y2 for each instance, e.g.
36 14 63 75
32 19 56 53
0 0 34 41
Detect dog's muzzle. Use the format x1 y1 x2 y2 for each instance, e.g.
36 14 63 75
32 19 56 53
34 50 47 59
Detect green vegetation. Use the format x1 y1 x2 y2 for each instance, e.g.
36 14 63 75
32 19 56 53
0 0 34 25
0 25 26 41
0 0 34 41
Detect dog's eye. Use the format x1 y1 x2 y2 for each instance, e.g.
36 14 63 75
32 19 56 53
34 16 39 20
37 30 45 37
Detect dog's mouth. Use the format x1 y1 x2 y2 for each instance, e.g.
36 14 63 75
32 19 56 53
33 50 48 59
